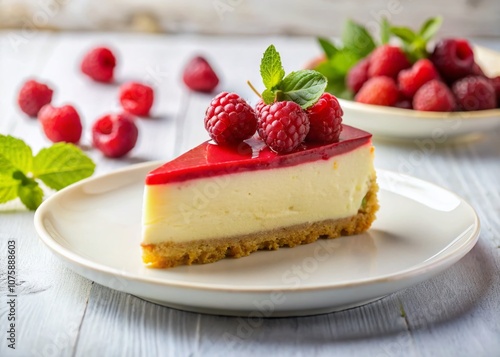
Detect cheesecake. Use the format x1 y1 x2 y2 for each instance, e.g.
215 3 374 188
141 124 378 268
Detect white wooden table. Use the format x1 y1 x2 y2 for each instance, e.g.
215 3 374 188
1 32 499 357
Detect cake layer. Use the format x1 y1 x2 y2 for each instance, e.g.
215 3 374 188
142 141 375 245
146 125 371 185
142 177 378 268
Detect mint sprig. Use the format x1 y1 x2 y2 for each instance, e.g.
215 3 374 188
253 45 327 109
0 135 95 211
389 16 443 62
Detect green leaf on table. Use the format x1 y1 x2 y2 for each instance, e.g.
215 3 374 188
317 37 338 59
260 44 285 90
17 178 43 211
33 143 95 191
276 70 327 109
380 17 391 44
419 16 443 41
0 134 33 175
342 19 376 58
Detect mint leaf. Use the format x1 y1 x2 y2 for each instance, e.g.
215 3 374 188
262 89 275 105
33 143 95 190
0 134 33 175
390 26 418 44
277 70 327 109
342 20 376 58
260 45 285 90
380 17 391 44
17 179 43 211
330 49 360 76
419 16 443 41
317 37 338 59
0 175 19 204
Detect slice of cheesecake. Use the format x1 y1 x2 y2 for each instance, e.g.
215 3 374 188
141 124 379 268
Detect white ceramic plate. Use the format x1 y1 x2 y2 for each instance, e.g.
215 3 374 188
338 46 500 140
34 162 480 317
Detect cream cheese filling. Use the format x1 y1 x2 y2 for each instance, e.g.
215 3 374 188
142 143 375 244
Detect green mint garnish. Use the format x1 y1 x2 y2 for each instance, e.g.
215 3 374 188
317 37 338 59
380 17 391 45
389 16 442 62
0 135 95 211
254 45 327 109
260 45 285 90
342 20 376 58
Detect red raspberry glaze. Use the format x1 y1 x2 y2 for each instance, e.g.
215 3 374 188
145 124 372 185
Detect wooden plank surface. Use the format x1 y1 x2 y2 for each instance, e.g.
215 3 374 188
0 32 499 357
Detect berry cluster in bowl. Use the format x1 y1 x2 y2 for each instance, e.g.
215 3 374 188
313 17 500 112
204 45 343 154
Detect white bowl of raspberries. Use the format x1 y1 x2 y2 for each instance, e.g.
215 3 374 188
340 43 500 140
312 18 500 141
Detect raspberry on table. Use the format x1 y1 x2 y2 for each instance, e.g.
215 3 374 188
38 104 82 143
258 101 310 154
398 59 440 99
346 57 370 93
81 47 116 83
394 99 413 110
119 82 154 117
17 80 53 117
355 76 399 107
204 92 257 146
452 76 497 111
430 39 474 82
92 113 138 158
368 45 410 79
471 62 486 77
412 80 456 112
183 56 219 93
306 92 343 143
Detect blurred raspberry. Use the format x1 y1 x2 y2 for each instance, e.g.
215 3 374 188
412 80 456 112
183 56 219 92
489 76 500 105
471 62 486 77
355 76 399 106
38 104 82 143
398 59 440 98
452 76 497 111
17 80 53 117
119 82 154 116
81 47 116 83
346 57 370 93
368 45 410 79
430 39 474 82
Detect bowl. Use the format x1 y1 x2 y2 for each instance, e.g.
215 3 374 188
336 46 500 141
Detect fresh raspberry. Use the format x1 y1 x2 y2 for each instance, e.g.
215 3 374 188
38 105 82 144
355 76 399 106
489 76 500 104
306 93 343 143
430 39 474 82
255 99 266 115
398 59 440 98
452 76 497 111
346 57 370 93
204 92 257 146
368 45 410 79
92 113 138 158
258 101 310 154
183 56 219 92
17 80 53 117
119 82 154 116
412 80 456 112
81 47 116 83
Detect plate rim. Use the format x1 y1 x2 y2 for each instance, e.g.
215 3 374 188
34 162 481 294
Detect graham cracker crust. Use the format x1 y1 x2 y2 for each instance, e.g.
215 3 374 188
142 177 379 269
